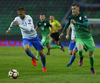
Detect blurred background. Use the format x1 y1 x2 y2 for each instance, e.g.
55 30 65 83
0 0 100 47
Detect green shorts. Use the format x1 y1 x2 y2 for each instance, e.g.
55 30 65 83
41 36 50 46
76 37 96 51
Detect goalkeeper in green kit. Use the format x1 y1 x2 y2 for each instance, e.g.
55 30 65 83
35 14 65 60
59 3 96 74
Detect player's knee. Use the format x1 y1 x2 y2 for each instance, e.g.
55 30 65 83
39 52 44 57
89 51 93 56
39 50 44 57
72 49 77 56
24 47 29 52
47 45 51 49
69 51 72 55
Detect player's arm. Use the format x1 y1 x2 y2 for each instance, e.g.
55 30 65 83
59 18 70 39
66 27 70 40
14 17 34 31
35 26 39 31
55 26 62 32
89 26 92 32
71 13 88 27
47 22 53 38
56 21 62 31
6 18 17 35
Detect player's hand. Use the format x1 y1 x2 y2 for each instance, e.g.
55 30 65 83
55 29 58 32
66 35 70 40
6 30 10 35
47 34 50 38
14 21 19 26
59 33 63 39
70 19 76 24
72 39 76 42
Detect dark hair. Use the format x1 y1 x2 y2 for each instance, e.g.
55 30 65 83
40 13 45 16
50 14 54 16
18 7 25 11
72 3 80 8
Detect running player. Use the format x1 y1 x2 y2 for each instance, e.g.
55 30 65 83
6 7 47 72
46 14 62 55
66 23 77 67
35 14 64 59
59 3 96 74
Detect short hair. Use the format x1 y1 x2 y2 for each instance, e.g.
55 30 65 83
18 7 25 11
40 13 45 16
72 3 80 8
50 14 54 16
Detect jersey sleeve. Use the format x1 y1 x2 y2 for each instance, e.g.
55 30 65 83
10 17 17 27
56 21 61 27
36 21 40 27
62 16 71 33
19 16 34 31
83 13 88 22
76 13 88 27
47 21 52 27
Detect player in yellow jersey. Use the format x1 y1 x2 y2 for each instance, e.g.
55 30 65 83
47 14 63 55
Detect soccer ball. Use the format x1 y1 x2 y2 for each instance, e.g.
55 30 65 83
8 69 19 79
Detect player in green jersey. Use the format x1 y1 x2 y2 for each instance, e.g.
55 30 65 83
59 3 96 74
35 14 64 59
46 14 62 55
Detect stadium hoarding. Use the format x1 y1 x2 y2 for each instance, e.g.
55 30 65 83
0 40 100 47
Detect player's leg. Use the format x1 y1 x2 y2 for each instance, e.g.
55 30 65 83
23 44 35 58
32 35 47 72
54 32 60 45
76 38 84 66
55 41 59 45
77 44 84 66
67 42 77 67
36 37 45 58
85 37 96 74
22 39 36 66
50 37 53 43
38 49 47 72
46 37 53 55
46 44 64 52
68 40 75 55
89 51 96 74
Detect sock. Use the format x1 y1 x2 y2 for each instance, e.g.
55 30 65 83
25 50 34 58
36 52 40 58
41 55 46 67
89 55 94 68
48 49 50 53
78 49 83 57
51 45 60 49
69 55 76 64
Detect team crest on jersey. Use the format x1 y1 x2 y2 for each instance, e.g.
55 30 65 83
44 23 46 26
79 17 82 20
28 19 31 22
39 23 41 25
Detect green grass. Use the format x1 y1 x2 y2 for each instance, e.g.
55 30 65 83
0 47 100 83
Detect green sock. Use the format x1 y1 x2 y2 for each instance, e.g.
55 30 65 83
51 45 60 49
36 52 40 58
78 49 83 57
89 55 94 68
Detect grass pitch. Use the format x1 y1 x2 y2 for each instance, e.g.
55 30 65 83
0 47 100 83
